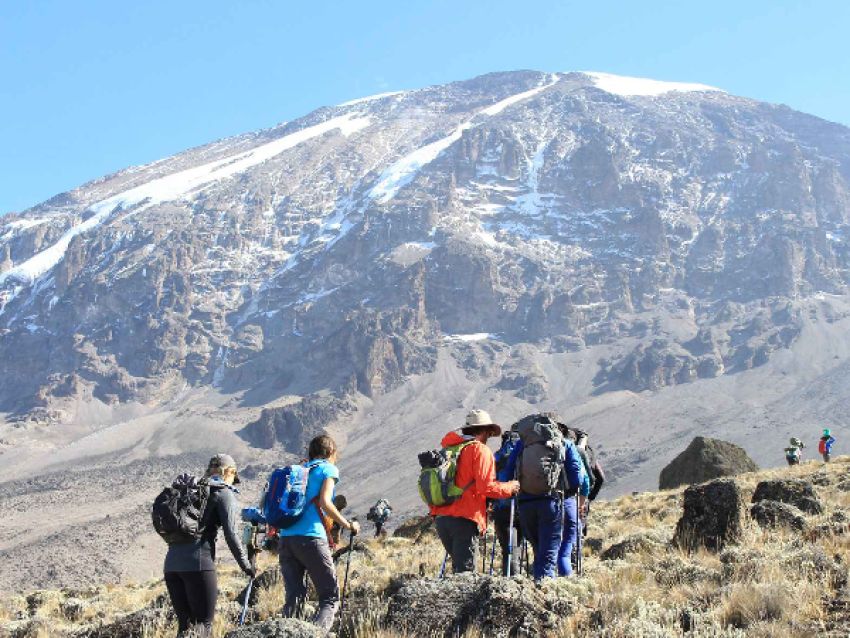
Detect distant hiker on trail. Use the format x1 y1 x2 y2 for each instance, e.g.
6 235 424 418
785 437 805 466
158 454 255 637
492 426 524 576
277 435 359 634
367 498 393 537
424 409 520 574
330 494 348 546
820 430 836 463
515 414 585 581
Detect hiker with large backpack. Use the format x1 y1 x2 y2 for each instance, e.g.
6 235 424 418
157 454 255 637
421 409 520 574
492 427 524 576
367 498 392 537
785 437 805 466
515 414 584 581
276 434 360 634
820 429 836 463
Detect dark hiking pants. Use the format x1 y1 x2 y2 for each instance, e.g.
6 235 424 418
519 497 564 581
279 536 339 633
492 506 522 576
164 570 217 637
435 515 479 574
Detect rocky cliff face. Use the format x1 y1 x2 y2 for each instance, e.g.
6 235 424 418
1 69 850 469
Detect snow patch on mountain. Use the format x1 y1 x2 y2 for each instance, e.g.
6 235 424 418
583 72 724 97
339 91 405 106
0 113 373 286
368 79 559 204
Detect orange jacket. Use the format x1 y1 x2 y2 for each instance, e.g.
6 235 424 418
429 432 515 533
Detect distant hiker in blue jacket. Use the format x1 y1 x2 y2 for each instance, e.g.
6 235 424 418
820 429 836 463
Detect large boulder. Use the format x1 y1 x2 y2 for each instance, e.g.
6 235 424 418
751 478 824 514
237 568 282 607
600 531 668 561
750 500 810 533
673 479 744 552
385 573 576 637
393 515 436 543
223 619 323 638
659 437 759 490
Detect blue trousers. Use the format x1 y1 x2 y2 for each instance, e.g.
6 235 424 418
518 498 563 580
557 497 579 576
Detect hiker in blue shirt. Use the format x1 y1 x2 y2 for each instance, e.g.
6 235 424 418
278 435 360 633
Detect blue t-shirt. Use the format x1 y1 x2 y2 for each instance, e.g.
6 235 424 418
279 460 339 539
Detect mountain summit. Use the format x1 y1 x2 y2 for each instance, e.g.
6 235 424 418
2 72 850 588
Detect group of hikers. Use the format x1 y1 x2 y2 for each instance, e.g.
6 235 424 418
420 409 604 580
784 429 837 465
152 409 605 636
152 412 842 636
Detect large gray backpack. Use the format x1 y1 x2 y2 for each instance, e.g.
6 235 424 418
517 415 566 496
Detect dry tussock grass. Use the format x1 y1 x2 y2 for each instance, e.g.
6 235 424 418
2 456 848 637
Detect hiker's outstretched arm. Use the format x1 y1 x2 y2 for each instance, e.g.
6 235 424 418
472 445 516 499
216 491 252 573
589 462 605 501
318 477 360 534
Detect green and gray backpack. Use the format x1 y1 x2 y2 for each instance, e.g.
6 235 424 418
417 441 475 507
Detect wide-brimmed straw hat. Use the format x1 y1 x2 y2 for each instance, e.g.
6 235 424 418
462 409 502 437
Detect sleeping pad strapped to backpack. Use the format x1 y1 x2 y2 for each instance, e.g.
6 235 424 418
152 474 211 545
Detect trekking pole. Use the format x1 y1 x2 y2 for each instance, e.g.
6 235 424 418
239 551 257 626
576 512 581 576
339 517 357 619
438 551 448 579
506 499 515 577
239 577 254 626
481 512 487 573
488 531 497 575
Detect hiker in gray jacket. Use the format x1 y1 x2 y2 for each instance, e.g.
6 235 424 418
164 454 255 637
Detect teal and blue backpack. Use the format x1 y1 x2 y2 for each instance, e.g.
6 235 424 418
263 460 326 529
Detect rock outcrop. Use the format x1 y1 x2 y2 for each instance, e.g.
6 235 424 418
385 573 577 637
659 437 759 490
750 500 810 533
751 478 825 515
673 479 744 552
393 516 437 543
223 619 323 638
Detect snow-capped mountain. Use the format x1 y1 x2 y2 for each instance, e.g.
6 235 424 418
2 70 850 591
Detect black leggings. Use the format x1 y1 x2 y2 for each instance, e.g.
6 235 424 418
164 571 218 636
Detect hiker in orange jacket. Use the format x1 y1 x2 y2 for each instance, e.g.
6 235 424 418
430 409 520 573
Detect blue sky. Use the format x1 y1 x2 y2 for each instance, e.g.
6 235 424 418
2 0 848 215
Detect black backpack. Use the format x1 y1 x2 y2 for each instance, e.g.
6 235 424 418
152 475 211 545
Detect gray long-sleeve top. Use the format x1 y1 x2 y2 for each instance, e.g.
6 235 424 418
164 480 251 573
